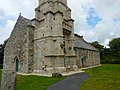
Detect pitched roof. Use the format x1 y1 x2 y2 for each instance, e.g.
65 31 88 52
18 14 33 26
74 34 98 51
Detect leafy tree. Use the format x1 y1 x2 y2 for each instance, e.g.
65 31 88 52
90 41 104 51
108 38 120 64
90 40 120 64
109 38 120 52
90 41 105 63
0 39 8 64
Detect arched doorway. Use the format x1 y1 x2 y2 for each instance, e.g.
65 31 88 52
15 57 19 72
81 56 86 68
81 57 84 67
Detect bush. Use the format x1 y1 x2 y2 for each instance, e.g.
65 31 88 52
101 58 120 64
0 64 3 69
52 73 62 77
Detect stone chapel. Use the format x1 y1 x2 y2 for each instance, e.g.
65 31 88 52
1 0 100 89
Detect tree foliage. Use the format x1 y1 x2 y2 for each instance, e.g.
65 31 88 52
109 38 120 52
0 39 8 64
91 38 120 64
90 41 104 51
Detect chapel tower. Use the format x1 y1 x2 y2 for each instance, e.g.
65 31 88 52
33 0 78 73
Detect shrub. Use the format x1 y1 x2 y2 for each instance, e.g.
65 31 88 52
52 73 62 77
0 64 3 69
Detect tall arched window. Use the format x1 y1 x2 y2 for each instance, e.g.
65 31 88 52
15 57 19 72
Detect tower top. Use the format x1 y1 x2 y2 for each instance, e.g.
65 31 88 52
39 0 67 5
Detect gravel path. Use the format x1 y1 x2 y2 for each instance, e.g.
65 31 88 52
47 73 89 90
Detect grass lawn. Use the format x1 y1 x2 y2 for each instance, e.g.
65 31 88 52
0 70 65 90
1 64 120 90
80 64 120 90
0 69 1 79
17 75 64 90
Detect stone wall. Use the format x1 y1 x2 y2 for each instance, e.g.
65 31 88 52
1 70 16 90
75 48 100 68
1 15 29 90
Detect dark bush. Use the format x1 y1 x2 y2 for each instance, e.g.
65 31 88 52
101 57 120 64
0 64 3 69
52 73 62 77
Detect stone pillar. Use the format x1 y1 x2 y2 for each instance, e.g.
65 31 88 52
35 8 40 19
1 70 16 90
54 11 63 36
27 24 35 73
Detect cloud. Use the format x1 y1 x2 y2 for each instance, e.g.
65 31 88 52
68 0 120 47
68 0 89 31
0 0 120 48
86 7 102 28
0 19 16 43
94 0 120 21
0 0 38 44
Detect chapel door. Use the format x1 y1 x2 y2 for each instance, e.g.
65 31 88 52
81 57 84 68
15 57 19 72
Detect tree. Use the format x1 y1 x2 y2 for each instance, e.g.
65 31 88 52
109 38 120 52
108 38 120 64
0 39 8 64
90 41 113 64
90 41 104 51
90 38 120 64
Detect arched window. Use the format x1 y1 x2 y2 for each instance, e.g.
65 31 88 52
15 57 19 72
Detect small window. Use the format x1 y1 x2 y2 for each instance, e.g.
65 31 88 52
53 39 57 42
60 44 64 49
69 47 72 50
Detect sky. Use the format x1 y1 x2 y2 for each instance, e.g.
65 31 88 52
0 0 120 47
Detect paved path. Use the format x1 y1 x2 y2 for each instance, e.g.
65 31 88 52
48 73 89 90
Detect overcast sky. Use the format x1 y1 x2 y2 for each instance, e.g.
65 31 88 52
0 0 120 47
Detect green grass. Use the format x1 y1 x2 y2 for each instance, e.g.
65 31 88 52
0 69 1 82
0 70 64 90
1 64 120 90
17 75 64 90
80 64 120 90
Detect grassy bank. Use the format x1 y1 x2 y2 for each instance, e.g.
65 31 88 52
1 64 120 90
0 69 1 88
80 64 120 90
0 70 64 90
17 75 64 90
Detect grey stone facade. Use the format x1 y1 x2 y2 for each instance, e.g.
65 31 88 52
1 0 100 90
74 34 100 68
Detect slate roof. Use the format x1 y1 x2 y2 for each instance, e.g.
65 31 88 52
74 34 98 51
